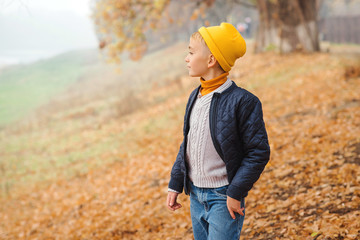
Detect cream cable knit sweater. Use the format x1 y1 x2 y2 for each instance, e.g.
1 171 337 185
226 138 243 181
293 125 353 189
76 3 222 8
186 78 232 188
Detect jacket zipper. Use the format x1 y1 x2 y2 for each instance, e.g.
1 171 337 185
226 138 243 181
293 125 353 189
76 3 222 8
210 93 224 160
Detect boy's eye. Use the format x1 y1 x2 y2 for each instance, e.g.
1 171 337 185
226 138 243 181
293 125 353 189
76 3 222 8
189 52 193 55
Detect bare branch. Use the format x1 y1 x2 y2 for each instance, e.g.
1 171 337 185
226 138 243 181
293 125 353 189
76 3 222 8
18 0 31 16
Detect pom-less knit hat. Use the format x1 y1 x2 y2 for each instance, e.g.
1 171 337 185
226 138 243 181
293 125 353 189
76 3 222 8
198 22 246 72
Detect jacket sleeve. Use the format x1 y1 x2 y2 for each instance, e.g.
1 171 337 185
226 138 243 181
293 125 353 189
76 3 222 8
168 87 199 194
227 96 270 200
168 140 186 193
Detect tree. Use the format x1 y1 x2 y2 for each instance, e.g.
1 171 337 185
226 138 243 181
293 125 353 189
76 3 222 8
255 0 320 53
92 0 321 63
92 0 171 63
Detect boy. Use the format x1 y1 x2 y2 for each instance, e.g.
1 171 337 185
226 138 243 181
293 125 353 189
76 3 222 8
166 22 270 240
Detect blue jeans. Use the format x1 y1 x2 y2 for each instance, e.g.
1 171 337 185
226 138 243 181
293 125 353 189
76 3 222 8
189 182 245 240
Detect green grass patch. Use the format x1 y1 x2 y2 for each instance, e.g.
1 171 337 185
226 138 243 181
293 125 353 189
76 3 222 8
0 50 97 126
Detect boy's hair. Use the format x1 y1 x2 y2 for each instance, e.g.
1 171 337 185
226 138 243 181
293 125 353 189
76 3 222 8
190 31 225 72
191 31 207 46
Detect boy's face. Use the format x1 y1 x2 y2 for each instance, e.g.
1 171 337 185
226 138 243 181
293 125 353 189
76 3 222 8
185 38 211 78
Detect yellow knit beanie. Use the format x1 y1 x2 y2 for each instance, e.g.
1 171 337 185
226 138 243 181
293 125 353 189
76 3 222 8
198 22 246 72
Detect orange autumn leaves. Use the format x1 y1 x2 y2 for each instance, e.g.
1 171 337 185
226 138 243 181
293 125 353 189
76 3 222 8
0 51 360 239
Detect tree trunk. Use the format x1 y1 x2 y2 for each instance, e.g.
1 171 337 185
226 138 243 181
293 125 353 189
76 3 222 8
255 0 320 53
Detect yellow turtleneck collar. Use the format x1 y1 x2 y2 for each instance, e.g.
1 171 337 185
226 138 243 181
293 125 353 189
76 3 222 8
200 72 229 96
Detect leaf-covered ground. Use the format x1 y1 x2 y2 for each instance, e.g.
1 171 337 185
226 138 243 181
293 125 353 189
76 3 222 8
0 50 359 239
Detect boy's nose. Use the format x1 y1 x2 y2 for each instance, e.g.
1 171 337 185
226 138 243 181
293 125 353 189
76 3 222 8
185 56 189 62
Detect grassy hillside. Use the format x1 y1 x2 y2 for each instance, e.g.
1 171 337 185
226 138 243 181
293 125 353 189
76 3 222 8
0 43 188 127
0 42 189 195
0 42 359 239
0 50 96 125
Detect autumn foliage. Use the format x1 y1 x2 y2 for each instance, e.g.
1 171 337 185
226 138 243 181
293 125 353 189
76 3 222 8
92 0 219 63
0 48 360 239
93 0 170 63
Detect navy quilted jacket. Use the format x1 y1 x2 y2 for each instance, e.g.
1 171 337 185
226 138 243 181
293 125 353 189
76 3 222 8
168 81 270 201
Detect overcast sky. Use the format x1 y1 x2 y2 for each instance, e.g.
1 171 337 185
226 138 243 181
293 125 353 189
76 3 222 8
1 0 92 16
0 0 98 65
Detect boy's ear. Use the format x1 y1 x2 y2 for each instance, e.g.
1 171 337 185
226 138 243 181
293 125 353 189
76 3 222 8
208 54 217 68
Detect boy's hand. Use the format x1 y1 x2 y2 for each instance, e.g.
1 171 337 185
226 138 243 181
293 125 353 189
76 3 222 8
227 196 244 219
167 192 182 211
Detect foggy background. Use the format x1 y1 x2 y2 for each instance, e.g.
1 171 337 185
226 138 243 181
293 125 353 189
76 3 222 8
1 0 360 67
0 0 97 66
